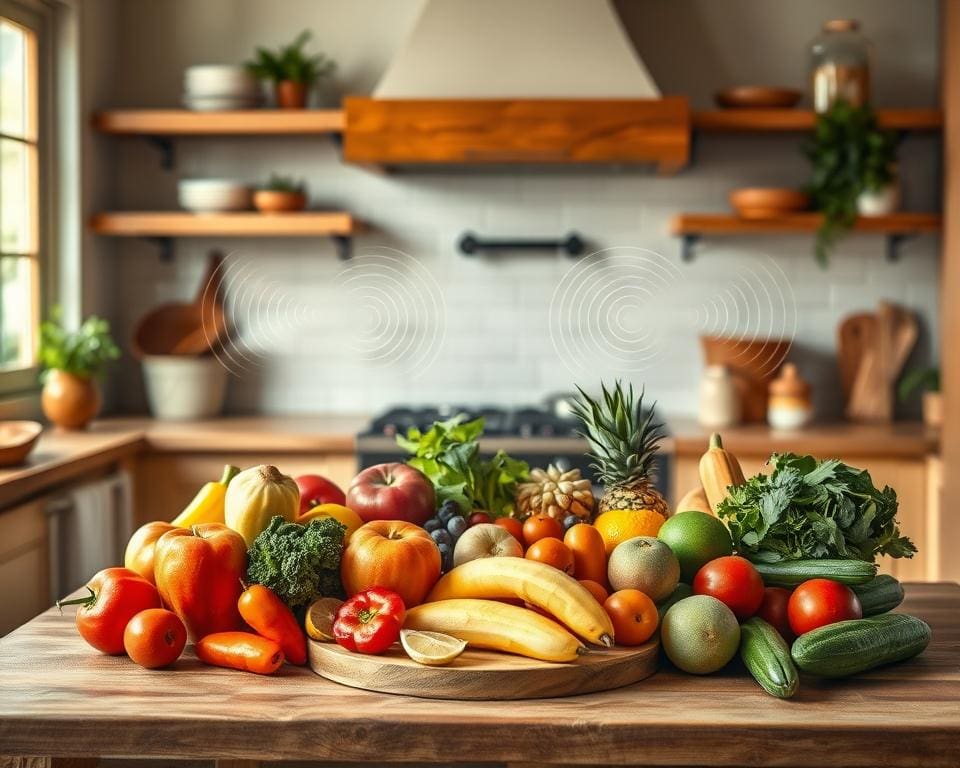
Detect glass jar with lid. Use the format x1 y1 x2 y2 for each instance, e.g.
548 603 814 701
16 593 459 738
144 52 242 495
809 19 872 113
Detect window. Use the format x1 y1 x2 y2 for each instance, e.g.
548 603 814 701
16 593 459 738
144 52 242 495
0 5 42 393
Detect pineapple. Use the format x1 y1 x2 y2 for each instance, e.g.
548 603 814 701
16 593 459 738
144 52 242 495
516 465 595 520
570 380 669 517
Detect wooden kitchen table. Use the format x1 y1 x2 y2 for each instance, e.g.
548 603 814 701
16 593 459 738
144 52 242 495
1 584 958 768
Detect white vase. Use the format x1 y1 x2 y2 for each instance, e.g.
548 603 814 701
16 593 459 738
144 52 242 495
698 365 741 429
856 182 900 217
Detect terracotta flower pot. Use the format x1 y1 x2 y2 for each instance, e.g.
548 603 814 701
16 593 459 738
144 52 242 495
41 370 101 430
253 189 306 213
276 80 307 109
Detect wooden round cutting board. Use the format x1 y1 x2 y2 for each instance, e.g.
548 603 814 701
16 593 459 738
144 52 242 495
309 639 659 700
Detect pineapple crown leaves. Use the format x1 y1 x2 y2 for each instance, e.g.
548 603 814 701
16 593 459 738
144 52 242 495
570 380 664 486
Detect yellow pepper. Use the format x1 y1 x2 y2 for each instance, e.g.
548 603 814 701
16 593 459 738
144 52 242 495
171 465 239 527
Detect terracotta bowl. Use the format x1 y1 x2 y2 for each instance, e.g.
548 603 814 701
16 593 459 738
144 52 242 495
701 335 791 422
729 188 810 220
0 421 43 466
253 190 307 213
715 87 802 109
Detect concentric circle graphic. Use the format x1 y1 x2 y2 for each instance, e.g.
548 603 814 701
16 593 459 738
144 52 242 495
549 246 796 378
201 248 446 379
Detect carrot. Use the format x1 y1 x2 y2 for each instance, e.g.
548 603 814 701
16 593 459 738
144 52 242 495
238 584 307 665
195 631 284 675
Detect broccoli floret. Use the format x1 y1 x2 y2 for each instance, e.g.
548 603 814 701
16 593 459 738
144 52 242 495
246 515 346 609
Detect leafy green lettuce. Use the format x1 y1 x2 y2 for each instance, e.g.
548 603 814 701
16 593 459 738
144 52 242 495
717 453 916 563
397 415 529 517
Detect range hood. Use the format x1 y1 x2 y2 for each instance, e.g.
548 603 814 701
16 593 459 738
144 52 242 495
343 0 689 171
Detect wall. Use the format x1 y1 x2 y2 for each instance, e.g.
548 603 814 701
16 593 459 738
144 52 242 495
99 0 941 418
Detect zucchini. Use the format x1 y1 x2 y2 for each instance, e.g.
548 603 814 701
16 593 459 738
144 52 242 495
751 558 877 587
740 617 798 699
851 575 905 616
657 583 692 621
791 614 931 678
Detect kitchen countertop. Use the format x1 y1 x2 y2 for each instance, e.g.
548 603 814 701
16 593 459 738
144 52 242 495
0 582 956 766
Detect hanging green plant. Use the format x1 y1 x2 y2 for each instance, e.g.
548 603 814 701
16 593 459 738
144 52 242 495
803 101 899 266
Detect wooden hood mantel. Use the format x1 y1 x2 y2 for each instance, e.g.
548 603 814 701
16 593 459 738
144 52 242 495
342 97 691 173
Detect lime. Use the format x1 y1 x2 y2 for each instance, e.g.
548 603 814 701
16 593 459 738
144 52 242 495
400 629 467 666
658 510 733 582
661 595 740 674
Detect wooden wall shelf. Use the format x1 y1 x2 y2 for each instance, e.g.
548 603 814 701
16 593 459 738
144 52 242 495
91 211 359 259
670 212 942 261
94 109 346 135
692 108 942 133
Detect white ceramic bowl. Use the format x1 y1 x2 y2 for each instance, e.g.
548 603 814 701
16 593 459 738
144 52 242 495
178 179 251 212
183 65 259 97
182 94 261 112
141 356 228 420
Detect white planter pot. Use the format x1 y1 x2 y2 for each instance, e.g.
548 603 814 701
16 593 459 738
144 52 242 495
856 182 900 217
142 356 227 420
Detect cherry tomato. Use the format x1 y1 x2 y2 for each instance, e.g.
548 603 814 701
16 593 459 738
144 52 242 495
787 578 862 636
522 514 563 547
757 587 794 640
123 608 187 669
692 556 764 620
468 511 493 527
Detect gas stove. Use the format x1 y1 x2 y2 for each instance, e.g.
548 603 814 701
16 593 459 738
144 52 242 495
356 404 670 495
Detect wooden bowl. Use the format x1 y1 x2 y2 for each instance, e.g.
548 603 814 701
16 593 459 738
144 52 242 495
701 336 791 422
729 188 810 220
715 87 802 109
253 190 306 213
0 421 42 466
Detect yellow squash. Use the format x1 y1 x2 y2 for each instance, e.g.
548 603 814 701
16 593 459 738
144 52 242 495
699 433 746 514
676 485 712 516
171 465 239 527
224 464 299 547
404 599 584 663
426 556 614 647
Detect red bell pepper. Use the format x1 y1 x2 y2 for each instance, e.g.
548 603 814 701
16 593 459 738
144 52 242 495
333 587 405 654
58 567 162 655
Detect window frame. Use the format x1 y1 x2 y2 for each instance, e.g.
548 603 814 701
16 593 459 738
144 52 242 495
0 0 53 398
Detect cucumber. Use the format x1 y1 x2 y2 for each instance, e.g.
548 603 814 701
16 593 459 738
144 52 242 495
851 575 905 616
657 583 692 621
791 614 931 678
740 617 798 699
751 558 877 587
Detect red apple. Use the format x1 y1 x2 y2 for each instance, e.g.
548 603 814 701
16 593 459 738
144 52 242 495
295 474 347 514
347 463 436 525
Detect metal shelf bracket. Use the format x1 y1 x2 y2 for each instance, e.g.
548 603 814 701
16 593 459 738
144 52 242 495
886 232 915 262
332 235 352 260
145 136 175 169
680 233 701 262
144 236 174 261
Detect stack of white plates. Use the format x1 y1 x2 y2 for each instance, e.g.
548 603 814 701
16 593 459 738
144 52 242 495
183 65 261 111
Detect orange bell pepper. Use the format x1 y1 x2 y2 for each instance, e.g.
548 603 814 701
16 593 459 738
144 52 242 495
154 523 247 640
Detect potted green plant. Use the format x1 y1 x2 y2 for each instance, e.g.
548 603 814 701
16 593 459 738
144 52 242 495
898 366 942 428
245 30 335 109
38 310 120 429
804 101 899 265
253 174 307 213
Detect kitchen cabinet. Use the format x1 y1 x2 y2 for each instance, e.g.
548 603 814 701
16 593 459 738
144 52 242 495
133 453 357 526
671 421 941 581
0 498 49 636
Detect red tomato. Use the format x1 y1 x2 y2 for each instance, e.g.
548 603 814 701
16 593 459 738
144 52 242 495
692 556 764 620
469 511 493 527
295 474 347 514
123 608 187 669
493 517 524 545
757 587 794 640
787 579 862 635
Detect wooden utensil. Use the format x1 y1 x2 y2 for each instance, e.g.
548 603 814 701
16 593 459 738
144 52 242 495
837 312 876 402
0 421 42 466
729 188 810 220
309 639 658 700
132 251 227 357
715 86 802 109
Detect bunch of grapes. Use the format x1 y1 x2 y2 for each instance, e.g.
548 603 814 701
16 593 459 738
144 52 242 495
424 500 468 572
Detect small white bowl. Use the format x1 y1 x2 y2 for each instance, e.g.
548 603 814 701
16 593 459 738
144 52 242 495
178 179 251 212
183 65 259 97
182 94 262 112
142 356 227 421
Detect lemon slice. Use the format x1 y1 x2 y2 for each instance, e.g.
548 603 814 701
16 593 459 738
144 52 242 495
400 629 467 666
305 597 344 642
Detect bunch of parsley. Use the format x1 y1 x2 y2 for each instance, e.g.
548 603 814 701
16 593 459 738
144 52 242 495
397 415 529 517
717 453 916 563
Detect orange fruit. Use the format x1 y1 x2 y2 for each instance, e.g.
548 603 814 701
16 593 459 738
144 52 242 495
522 514 563 547
604 589 659 646
525 537 575 575
494 517 525 546
563 523 607 584
593 509 666 555
579 579 609 605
